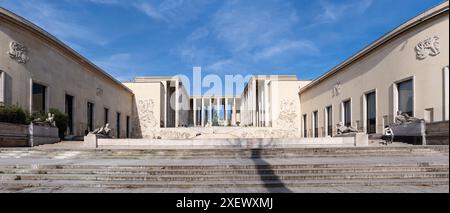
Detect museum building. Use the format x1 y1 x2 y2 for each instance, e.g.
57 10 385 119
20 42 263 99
0 2 448 140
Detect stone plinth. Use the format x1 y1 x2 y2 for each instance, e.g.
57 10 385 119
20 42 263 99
0 122 29 147
83 134 98 148
29 123 60 147
335 132 369 147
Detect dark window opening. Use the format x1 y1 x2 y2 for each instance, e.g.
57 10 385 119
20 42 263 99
326 106 332 137
398 79 413 117
116 112 121 138
366 92 376 134
313 111 318 138
303 114 307 137
126 116 130 138
65 95 74 135
87 102 94 132
104 108 109 125
32 83 46 113
343 100 351 127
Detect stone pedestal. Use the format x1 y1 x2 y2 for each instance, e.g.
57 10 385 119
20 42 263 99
354 133 369 147
29 123 60 147
335 132 369 147
84 134 98 148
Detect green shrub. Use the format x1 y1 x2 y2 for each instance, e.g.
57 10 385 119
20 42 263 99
49 108 69 139
30 111 47 123
0 105 29 125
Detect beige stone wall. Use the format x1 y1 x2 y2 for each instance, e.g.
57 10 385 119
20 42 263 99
0 14 134 138
300 12 449 136
123 82 162 138
270 80 311 130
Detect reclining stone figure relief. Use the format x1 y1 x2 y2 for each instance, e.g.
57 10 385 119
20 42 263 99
336 122 359 135
395 111 422 124
90 123 112 138
32 113 56 127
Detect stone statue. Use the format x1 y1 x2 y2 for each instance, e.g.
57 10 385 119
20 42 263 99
395 111 421 124
336 122 358 135
32 113 56 127
45 113 56 127
90 123 111 138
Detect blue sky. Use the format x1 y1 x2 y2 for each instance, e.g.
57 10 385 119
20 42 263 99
0 0 445 89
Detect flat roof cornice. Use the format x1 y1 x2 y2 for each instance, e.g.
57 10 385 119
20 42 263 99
0 7 133 94
299 1 449 94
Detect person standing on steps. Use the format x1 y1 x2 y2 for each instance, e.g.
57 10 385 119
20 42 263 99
383 125 394 145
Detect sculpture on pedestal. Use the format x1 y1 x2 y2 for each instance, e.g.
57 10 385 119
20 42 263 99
395 111 421 124
90 123 112 138
336 122 358 135
32 113 56 127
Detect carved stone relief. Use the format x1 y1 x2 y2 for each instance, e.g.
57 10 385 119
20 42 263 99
415 36 440 60
332 81 341 97
8 41 29 64
276 99 297 129
135 99 159 132
96 88 103 97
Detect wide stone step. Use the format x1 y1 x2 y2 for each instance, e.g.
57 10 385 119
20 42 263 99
1 146 447 154
0 162 446 170
1 166 447 175
0 178 447 189
0 152 445 160
2 172 447 182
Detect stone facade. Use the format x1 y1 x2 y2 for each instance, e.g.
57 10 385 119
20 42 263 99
0 3 448 141
299 3 449 137
0 8 133 138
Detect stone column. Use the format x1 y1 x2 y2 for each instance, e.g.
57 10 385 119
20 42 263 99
264 80 270 127
216 97 220 126
201 97 205 127
232 97 236 126
193 98 197 127
164 82 168 128
225 98 229 126
175 80 179 128
252 78 257 127
209 98 213 127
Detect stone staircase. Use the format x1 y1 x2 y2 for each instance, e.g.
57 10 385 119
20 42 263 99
0 146 448 192
0 146 448 159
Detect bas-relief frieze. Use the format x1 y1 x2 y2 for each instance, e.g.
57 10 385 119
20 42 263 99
8 41 29 64
135 99 159 131
332 81 341 97
415 36 440 60
276 99 297 129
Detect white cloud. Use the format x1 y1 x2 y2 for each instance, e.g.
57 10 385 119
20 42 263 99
175 0 318 74
133 2 168 22
316 0 373 23
254 40 320 60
